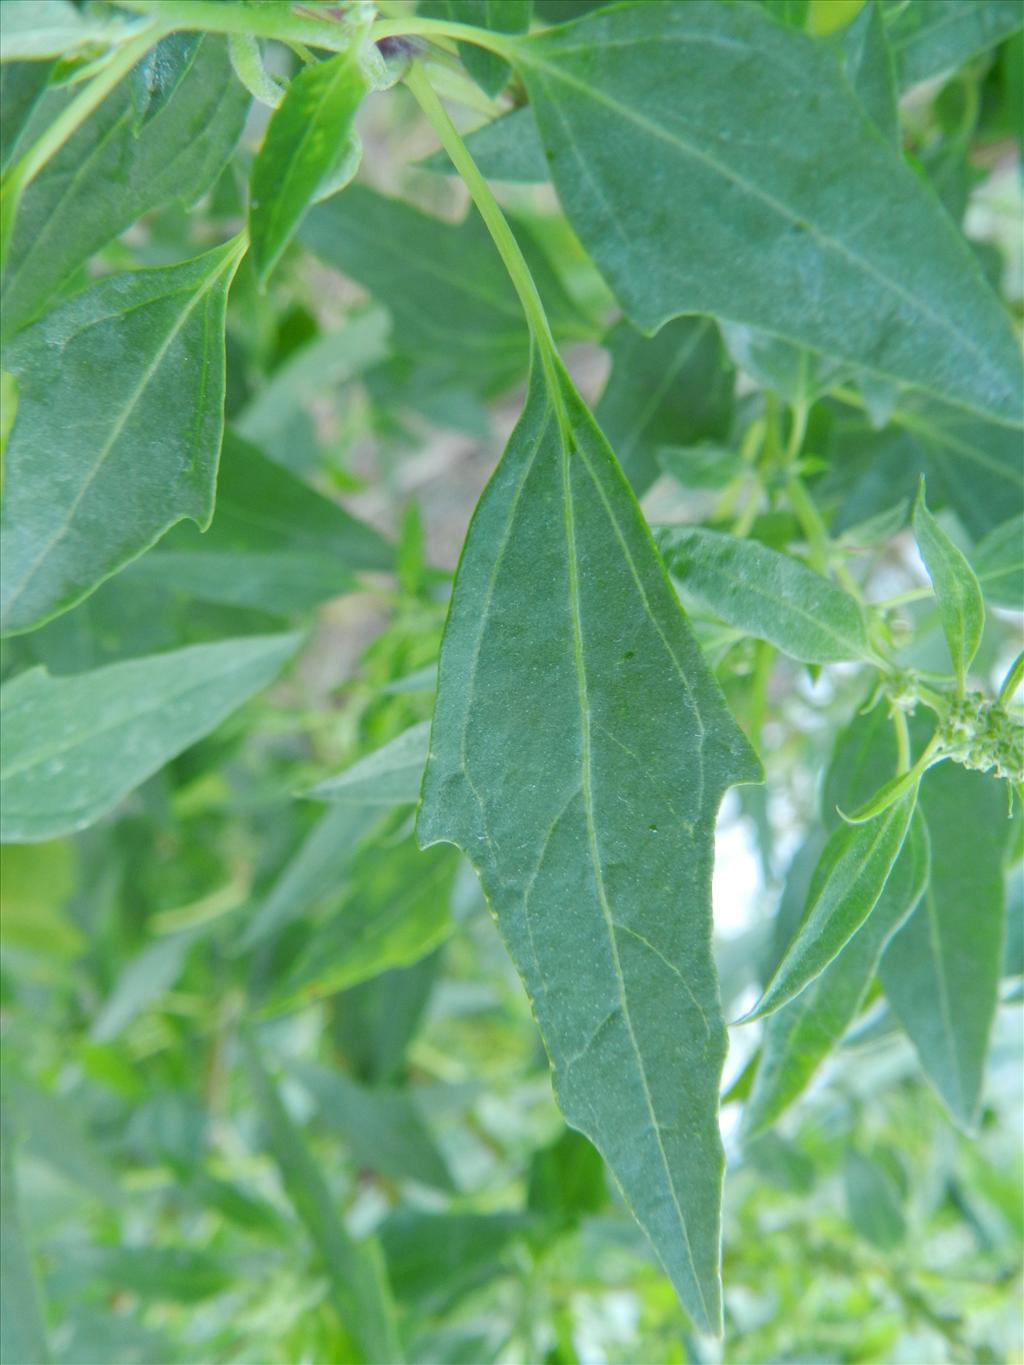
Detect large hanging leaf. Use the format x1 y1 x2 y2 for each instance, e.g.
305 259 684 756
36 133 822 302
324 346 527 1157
507 1 1022 422
0 633 299 842
418 353 761 1332
1 240 246 636
2 35 248 338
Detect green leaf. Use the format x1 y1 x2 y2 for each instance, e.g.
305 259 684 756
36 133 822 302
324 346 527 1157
293 1060 454 1191
839 1 899 143
250 47 367 287
0 633 299 842
309 722 430 806
0 0 139 60
331 953 441 1085
595 318 734 495
418 355 761 1334
721 323 848 409
418 105 548 183
0 60 53 172
2 35 249 338
912 482 985 689
90 929 202 1042
526 1127 606 1224
880 762 1009 1131
743 813 928 1136
1 239 245 635
843 1148 906 1249
885 0 1024 88
745 790 918 1021
129 32 202 130
380 1211 534 1312
972 515 1024 609
0 1111 51 1365
422 0 532 96
241 1033 403 1364
128 432 390 617
509 2 1022 421
658 444 744 492
658 527 873 664
299 186 589 395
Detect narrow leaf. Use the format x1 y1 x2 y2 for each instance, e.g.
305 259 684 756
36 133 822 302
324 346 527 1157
746 790 917 1021
0 1111 51 1365
418 355 761 1333
659 527 873 664
880 762 1009 1131
843 1149 906 1248
510 2 1022 421
912 482 985 689
332 953 441 1084
886 0 1024 88
308 722 430 806
743 813 929 1136
972 515 1023 609
1 240 246 635
250 48 367 286
0 60 53 172
0 633 299 842
241 1034 403 1364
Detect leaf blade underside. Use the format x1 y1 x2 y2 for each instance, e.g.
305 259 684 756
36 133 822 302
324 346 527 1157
418 354 760 1333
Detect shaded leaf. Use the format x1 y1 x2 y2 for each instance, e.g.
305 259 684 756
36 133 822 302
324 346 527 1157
0 0 138 60
1 240 246 635
418 105 548 182
972 515 1023 610
380 1211 534 1311
844 1148 906 1248
659 527 873 664
527 1127 606 1223
309 722 430 806
129 32 201 130
0 633 299 842
331 952 442 1085
418 355 760 1333
885 0 1024 87
839 0 899 143
0 60 53 172
912 483 985 688
0 1110 51 1365
423 0 531 96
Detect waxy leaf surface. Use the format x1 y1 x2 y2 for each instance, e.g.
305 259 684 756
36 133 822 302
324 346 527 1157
418 356 760 1332
880 762 1009 1131
0 634 299 842
1 241 243 635
659 528 872 664
511 1 1022 421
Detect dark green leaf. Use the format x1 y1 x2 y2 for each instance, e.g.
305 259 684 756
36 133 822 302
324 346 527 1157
331 952 441 1085
2 35 249 337
419 355 761 1333
659 527 873 664
510 2 1022 421
839 1 899 143
0 633 299 842
885 0 1024 88
595 318 734 495
380 1211 534 1311
309 722 430 805
1 240 245 635
880 762 1009 1131
250 47 367 286
912 482 985 688
527 1127 606 1223
418 105 548 182
972 515 1023 609
129 32 201 129
844 1148 906 1248
423 0 532 96
721 323 848 408
0 60 53 171
658 444 744 492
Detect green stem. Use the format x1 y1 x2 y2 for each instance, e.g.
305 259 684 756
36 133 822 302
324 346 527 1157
891 708 910 773
873 584 934 609
998 649 1024 706
372 15 518 55
115 0 356 48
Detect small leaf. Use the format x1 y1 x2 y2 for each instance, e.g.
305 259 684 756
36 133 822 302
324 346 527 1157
886 0 1024 88
1 239 247 635
843 1149 906 1249
308 722 430 806
0 633 299 842
743 813 928 1136
912 481 985 689
880 762 1009 1131
419 354 761 1333
659 527 873 664
422 0 531 96
745 790 918 1021
241 1033 403 1363
250 47 367 287
972 514 1024 609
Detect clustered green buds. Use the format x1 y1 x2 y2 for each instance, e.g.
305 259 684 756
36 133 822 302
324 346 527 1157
939 692 1024 783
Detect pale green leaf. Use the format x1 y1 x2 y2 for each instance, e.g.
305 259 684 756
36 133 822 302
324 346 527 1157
241 1034 403 1364
659 527 873 664
129 32 202 130
0 633 299 842
912 482 985 688
596 317 734 495
418 355 761 1333
90 930 199 1043
309 722 430 806
746 790 917 1021
880 762 1009 1131
743 813 928 1136
250 48 367 286
0 0 140 60
843 1148 906 1248
839 1 898 143
658 444 744 492
972 515 1023 610
2 36 249 338
509 2 1022 421
0 1111 51 1365
885 0 1023 88
1 240 245 635
294 1060 454 1191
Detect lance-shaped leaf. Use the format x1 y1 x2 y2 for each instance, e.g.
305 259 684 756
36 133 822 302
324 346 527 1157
507 1 1022 422
972 515 1024 609
0 633 299 843
912 484 985 689
1 240 245 636
417 355 761 1333
742 812 929 1137
250 47 367 286
839 1 899 144
885 0 1024 88
659 527 873 664
2 35 249 338
880 762 1009 1132
744 789 917 1021
308 722 430 806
